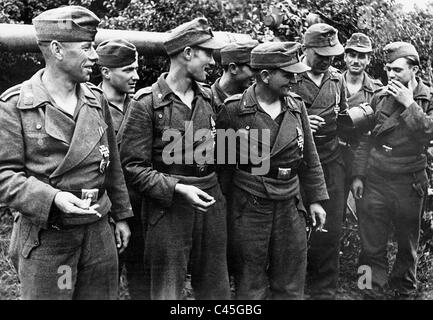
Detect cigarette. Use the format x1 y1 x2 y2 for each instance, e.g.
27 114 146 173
317 228 328 233
95 212 102 218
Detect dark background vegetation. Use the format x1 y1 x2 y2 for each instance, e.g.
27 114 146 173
1 0 433 299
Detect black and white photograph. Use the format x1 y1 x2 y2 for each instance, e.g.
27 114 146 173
0 0 433 309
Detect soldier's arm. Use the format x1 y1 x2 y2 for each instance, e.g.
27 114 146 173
400 91 433 140
102 97 133 221
119 95 180 207
297 100 329 204
351 93 378 179
0 96 60 229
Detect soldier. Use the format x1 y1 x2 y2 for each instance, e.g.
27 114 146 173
290 23 348 299
351 42 433 299
0 6 132 300
95 39 145 299
118 17 230 300
211 40 258 113
96 39 139 134
341 33 382 202
217 42 328 299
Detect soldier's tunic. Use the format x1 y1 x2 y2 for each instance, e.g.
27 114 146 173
98 83 131 135
341 71 382 197
217 85 328 299
211 77 228 114
119 73 230 300
98 84 146 299
291 67 348 299
352 79 433 295
0 69 133 299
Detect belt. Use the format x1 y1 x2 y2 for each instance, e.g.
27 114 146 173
314 133 337 145
49 188 105 230
67 188 106 203
153 163 215 177
238 165 298 180
373 144 423 157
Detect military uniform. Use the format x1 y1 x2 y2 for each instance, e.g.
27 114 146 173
290 23 348 299
217 42 329 299
119 18 229 300
211 40 258 114
0 5 133 300
341 71 382 196
353 43 433 296
211 78 228 113
340 33 382 198
95 38 145 299
98 83 131 134
1 69 133 299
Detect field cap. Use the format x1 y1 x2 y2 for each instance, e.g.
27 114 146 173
220 40 259 66
383 41 419 64
251 42 311 73
96 39 137 67
345 33 373 53
304 23 344 56
33 5 100 42
164 17 225 55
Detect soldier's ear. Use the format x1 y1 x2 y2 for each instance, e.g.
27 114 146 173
183 47 194 61
50 40 64 60
259 69 271 84
100 66 110 79
228 63 238 75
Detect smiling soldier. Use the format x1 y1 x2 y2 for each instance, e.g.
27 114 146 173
118 17 230 300
340 33 382 200
351 42 433 299
290 23 349 300
0 6 133 299
217 42 328 299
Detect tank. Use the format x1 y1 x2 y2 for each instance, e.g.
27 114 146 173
0 23 253 56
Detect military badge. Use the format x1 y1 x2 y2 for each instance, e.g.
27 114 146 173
334 92 340 115
99 145 110 174
296 127 304 153
210 116 216 139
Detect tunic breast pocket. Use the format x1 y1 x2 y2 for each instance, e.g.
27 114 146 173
24 131 52 150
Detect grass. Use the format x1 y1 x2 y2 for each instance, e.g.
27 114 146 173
1 205 433 300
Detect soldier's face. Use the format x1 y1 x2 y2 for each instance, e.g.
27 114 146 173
60 41 98 82
105 59 139 94
188 47 215 82
235 64 255 91
267 69 296 97
384 57 417 86
305 49 334 75
344 50 371 75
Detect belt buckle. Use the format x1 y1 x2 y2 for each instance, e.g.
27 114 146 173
277 168 292 180
382 145 393 154
195 164 207 177
81 188 99 205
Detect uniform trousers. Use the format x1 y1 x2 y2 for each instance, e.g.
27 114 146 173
358 167 426 296
9 214 118 300
230 185 307 300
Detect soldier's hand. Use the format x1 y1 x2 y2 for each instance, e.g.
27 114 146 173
308 115 325 134
115 220 131 254
351 177 364 200
175 184 216 213
54 191 101 216
309 202 326 231
386 79 415 108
